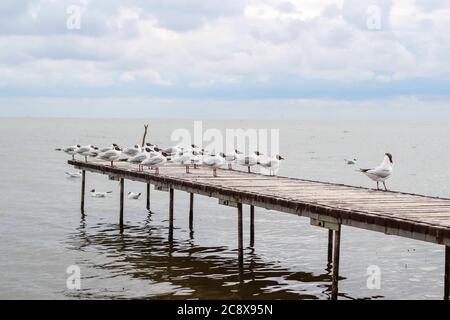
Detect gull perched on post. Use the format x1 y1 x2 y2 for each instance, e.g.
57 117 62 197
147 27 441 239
359 153 393 191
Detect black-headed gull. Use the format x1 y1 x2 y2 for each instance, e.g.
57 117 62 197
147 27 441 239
99 143 119 153
128 192 142 200
345 158 357 165
237 151 263 173
99 146 122 167
123 144 142 157
223 150 243 170
77 145 96 162
174 150 192 173
203 153 225 177
141 152 167 175
258 155 285 176
128 147 152 171
63 145 81 160
66 171 82 178
359 153 393 191
90 189 113 198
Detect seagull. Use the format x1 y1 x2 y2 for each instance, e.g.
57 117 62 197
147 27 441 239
88 147 100 159
258 155 285 176
359 153 394 191
65 171 82 178
345 158 357 165
141 152 167 175
128 147 152 171
174 150 192 173
161 146 183 162
63 145 81 160
77 145 95 162
203 153 225 177
237 151 263 173
99 143 119 153
90 189 113 198
191 150 203 169
98 146 122 167
123 144 142 157
128 192 142 200
223 150 242 170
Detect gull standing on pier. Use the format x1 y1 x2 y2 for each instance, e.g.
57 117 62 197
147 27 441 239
359 153 394 191
123 144 142 157
258 155 285 176
238 151 263 173
77 145 96 162
99 143 119 153
223 150 242 170
141 152 167 175
63 145 81 160
203 153 225 177
128 147 152 171
99 146 122 167
175 150 193 173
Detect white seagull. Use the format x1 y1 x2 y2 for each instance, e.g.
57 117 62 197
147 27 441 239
63 145 81 160
90 189 113 198
65 171 82 178
258 155 285 176
223 150 242 170
128 147 152 171
99 143 119 153
174 150 193 173
237 151 263 173
98 146 122 167
141 152 167 175
203 153 225 177
77 145 96 162
359 153 394 191
123 144 142 157
128 192 142 200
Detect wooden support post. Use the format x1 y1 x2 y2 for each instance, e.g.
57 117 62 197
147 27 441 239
328 229 333 264
169 188 174 241
189 193 194 230
80 170 86 215
237 203 244 268
445 246 450 300
250 205 255 247
331 226 341 300
146 183 150 211
119 178 124 228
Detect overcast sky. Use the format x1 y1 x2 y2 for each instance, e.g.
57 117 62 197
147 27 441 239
0 0 449 118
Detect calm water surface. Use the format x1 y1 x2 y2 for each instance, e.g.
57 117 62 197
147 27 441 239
0 118 449 299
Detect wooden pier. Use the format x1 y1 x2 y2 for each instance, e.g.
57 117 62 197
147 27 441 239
68 159 450 300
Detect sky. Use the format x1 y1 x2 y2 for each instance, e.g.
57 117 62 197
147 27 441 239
0 0 449 118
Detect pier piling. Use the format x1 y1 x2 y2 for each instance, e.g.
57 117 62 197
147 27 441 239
119 178 124 229
250 205 255 247
80 170 86 215
189 193 194 230
146 183 150 210
238 203 244 268
331 226 341 300
327 229 333 265
445 246 450 300
169 188 174 241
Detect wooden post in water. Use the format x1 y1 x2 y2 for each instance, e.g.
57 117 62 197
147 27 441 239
146 183 150 210
80 170 86 215
119 178 124 228
327 229 334 264
237 203 244 268
331 226 341 300
445 245 450 300
169 188 174 241
189 193 194 230
250 205 255 247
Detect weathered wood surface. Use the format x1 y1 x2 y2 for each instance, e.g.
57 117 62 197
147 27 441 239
69 159 450 245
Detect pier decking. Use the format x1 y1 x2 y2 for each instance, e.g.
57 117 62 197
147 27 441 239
68 159 450 300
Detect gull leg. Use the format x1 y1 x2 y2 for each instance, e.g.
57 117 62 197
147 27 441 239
72 155 75 160
213 168 217 177
383 182 388 191
376 181 379 190
85 155 88 162
248 166 251 173
111 161 114 167
228 163 232 170
156 167 159 175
